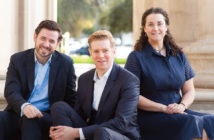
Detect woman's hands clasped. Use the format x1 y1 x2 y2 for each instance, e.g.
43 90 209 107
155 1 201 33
162 103 186 114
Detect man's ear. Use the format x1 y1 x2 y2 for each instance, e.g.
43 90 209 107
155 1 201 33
88 47 92 56
56 41 61 47
112 47 116 55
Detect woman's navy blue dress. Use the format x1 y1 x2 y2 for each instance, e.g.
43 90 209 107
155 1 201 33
125 42 214 140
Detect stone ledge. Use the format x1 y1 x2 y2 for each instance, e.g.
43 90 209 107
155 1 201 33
190 89 214 114
0 89 213 100
0 88 214 113
0 98 6 111
0 70 6 80
190 101 214 114
194 88 214 101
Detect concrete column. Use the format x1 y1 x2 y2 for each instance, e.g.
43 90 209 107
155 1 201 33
133 0 144 46
198 0 214 40
23 0 57 50
175 0 214 88
0 0 19 73
168 0 199 42
0 0 57 74
47 0 58 21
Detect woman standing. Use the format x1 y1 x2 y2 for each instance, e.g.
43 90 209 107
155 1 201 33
125 7 214 140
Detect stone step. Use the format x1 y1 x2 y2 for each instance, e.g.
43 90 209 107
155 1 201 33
0 65 214 113
190 89 214 114
0 80 5 100
0 99 6 111
1 87 214 113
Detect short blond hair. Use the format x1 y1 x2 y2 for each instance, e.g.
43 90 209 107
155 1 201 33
88 30 115 48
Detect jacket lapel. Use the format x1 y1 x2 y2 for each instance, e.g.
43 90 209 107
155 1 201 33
86 70 95 118
97 63 118 115
26 49 35 94
48 51 59 96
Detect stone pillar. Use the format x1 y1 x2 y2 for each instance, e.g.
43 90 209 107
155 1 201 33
188 0 214 88
0 0 19 73
23 0 57 50
168 0 199 42
133 0 214 88
0 0 57 73
172 0 214 88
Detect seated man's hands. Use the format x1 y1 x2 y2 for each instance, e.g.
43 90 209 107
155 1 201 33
23 104 43 118
49 126 79 140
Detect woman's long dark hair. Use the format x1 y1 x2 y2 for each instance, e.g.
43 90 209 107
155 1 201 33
134 7 182 55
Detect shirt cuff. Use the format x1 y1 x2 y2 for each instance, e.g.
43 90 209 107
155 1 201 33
20 102 31 117
79 128 85 140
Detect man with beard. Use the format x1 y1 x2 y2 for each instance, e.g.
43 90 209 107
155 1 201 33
0 20 76 140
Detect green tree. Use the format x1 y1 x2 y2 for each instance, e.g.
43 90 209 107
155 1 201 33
58 0 132 37
58 0 100 37
99 0 132 35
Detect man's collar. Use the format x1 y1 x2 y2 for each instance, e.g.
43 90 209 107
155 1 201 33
93 64 113 81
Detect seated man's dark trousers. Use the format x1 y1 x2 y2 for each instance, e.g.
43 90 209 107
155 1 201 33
0 111 51 140
51 101 130 140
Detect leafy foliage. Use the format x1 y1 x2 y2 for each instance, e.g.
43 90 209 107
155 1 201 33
99 0 132 34
58 0 132 37
58 0 100 37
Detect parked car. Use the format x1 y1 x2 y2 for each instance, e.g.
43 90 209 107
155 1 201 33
70 46 90 56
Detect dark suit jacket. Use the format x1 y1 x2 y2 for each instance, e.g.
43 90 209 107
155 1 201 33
75 63 141 140
4 48 76 115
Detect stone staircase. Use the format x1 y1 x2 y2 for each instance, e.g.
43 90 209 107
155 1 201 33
0 72 6 110
189 89 214 114
1 64 214 113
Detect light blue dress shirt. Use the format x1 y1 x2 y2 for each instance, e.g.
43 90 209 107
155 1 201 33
21 53 51 115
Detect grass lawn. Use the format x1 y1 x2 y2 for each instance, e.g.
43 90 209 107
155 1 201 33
70 55 127 64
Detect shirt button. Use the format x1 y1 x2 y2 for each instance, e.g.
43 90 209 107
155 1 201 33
86 118 90 123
